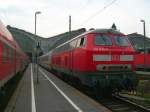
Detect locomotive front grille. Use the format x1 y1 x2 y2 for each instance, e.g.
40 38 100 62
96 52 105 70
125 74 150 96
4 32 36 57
96 64 131 71
108 66 123 71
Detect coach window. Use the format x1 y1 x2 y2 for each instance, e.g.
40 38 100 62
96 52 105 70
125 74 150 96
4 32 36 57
10 49 14 62
8 48 10 63
2 45 8 63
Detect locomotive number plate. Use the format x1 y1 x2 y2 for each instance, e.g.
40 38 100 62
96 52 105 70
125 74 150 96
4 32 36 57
111 55 120 61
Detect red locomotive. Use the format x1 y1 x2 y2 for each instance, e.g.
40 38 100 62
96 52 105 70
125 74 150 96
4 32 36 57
40 29 138 93
0 20 28 91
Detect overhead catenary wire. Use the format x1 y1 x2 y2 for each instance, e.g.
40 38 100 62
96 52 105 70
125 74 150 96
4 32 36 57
78 0 117 27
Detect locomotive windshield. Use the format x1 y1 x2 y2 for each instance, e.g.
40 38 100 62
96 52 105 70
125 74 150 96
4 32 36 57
115 36 130 46
94 35 112 46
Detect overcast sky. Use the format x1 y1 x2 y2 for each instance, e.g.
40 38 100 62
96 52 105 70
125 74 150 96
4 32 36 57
0 0 150 38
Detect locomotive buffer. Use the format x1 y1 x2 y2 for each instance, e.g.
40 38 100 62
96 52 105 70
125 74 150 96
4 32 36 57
5 64 111 112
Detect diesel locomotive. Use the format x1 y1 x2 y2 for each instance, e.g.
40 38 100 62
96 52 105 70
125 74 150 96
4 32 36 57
39 29 138 93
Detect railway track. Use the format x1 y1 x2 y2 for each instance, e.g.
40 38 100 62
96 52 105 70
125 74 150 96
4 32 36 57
44 69 150 112
136 71 150 80
97 94 150 112
75 82 150 112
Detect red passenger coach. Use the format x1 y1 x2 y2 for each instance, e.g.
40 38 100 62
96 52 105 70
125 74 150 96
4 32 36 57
0 20 28 91
40 29 138 93
134 50 150 71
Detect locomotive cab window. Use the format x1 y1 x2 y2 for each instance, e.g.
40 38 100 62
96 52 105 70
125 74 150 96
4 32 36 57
94 35 112 46
115 36 130 46
76 37 86 47
80 37 86 46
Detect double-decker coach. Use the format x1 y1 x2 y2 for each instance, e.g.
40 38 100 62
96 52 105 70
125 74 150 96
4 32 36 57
0 20 28 92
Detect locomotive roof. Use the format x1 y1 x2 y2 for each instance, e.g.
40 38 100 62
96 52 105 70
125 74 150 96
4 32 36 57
53 29 125 49
40 28 126 57
87 28 124 35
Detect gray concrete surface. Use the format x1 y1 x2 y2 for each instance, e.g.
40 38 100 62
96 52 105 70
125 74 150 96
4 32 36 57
5 64 111 112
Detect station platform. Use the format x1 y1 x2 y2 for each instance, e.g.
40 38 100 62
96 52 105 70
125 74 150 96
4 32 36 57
5 64 111 112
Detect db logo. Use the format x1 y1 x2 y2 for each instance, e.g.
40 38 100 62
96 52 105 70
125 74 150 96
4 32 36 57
112 55 119 61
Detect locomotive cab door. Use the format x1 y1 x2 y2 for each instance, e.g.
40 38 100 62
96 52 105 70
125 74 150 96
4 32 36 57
69 39 78 72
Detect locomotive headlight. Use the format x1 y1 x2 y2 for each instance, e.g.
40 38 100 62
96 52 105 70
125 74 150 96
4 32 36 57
120 55 133 61
125 64 132 70
93 55 111 61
